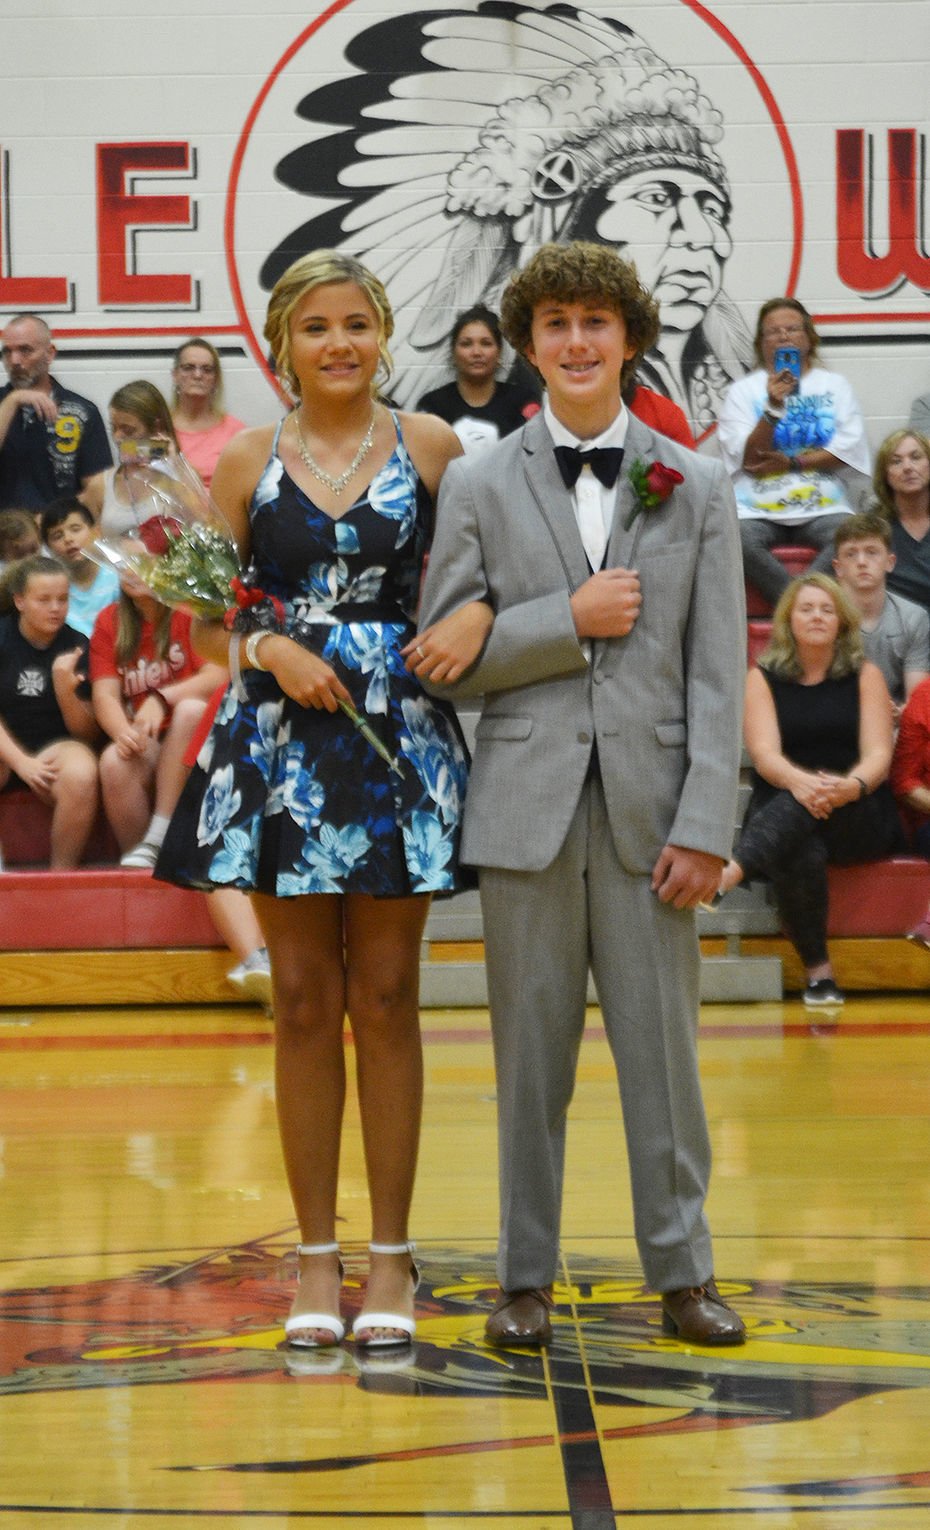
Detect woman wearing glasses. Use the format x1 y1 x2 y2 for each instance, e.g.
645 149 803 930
717 298 871 605
170 338 245 489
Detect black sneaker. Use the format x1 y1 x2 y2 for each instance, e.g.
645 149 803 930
803 978 844 1008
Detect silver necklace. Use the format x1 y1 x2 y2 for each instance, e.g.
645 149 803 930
292 408 376 495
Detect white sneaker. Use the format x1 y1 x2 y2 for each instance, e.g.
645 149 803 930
120 840 160 869
227 948 272 1007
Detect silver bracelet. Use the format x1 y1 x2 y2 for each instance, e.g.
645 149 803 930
245 630 272 671
228 632 247 702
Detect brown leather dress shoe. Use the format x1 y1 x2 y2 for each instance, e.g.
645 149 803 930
485 1286 554 1347
660 1278 746 1345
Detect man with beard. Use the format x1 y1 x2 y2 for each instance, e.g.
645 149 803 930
0 313 111 510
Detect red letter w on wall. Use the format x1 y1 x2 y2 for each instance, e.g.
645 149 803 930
97 143 195 306
837 129 930 296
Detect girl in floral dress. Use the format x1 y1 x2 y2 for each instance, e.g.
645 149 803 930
157 251 491 1349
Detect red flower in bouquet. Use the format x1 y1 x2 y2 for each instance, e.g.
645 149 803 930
625 458 685 528
137 514 184 556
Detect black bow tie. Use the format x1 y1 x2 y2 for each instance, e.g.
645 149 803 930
554 444 624 490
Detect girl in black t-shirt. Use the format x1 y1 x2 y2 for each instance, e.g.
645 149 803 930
0 554 99 866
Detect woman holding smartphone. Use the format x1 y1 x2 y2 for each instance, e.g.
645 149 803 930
717 298 871 606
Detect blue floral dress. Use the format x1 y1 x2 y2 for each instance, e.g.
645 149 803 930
156 416 470 897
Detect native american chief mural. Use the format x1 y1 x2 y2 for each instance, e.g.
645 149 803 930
260 3 756 434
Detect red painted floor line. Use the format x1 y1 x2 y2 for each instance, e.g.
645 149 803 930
0 1020 928 1052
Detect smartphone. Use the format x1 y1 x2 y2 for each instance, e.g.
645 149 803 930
773 345 801 387
118 437 170 467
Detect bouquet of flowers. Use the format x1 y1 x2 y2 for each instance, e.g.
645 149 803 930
88 442 243 620
87 442 403 776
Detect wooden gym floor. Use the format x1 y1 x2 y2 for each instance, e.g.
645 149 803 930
1 991 929 1528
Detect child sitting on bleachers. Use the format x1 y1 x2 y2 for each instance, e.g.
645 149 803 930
0 508 40 572
0 554 100 867
89 539 226 868
40 497 119 638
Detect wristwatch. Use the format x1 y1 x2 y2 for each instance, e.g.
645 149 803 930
763 405 785 425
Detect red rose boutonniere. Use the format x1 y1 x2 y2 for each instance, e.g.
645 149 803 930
624 458 685 529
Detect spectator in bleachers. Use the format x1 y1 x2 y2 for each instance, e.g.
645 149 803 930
89 542 272 1002
718 573 900 1008
0 507 40 571
0 313 112 511
890 676 930 949
0 554 100 867
40 497 119 639
89 541 226 868
869 429 930 617
81 382 179 536
170 338 246 489
622 374 696 449
416 304 539 455
717 298 870 605
832 511 929 721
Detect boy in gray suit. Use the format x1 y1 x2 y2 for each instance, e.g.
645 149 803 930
414 242 746 1347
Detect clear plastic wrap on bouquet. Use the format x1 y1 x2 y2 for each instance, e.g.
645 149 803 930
87 441 242 620
86 441 405 776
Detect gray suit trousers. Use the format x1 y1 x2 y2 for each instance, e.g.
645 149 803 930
479 774 715 1294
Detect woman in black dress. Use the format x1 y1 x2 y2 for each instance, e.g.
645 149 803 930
158 251 491 1349
719 574 900 1008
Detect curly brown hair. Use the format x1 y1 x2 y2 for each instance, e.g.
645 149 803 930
499 242 659 387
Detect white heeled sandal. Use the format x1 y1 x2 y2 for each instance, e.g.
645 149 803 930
284 1241 345 1348
351 1241 420 1348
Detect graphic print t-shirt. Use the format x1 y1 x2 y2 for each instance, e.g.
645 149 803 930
89 604 203 717
0 613 90 754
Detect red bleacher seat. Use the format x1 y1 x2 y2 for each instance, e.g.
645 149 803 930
0 789 118 867
0 867 219 950
747 620 772 667
826 858 930 937
745 545 816 617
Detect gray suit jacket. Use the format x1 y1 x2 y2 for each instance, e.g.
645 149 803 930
420 411 746 873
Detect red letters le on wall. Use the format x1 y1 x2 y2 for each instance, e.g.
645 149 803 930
96 142 194 306
0 148 70 306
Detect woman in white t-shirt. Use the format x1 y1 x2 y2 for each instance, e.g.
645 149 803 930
717 298 871 606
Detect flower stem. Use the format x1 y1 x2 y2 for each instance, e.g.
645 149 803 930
337 699 405 778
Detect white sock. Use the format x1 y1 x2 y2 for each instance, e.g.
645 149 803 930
145 814 171 848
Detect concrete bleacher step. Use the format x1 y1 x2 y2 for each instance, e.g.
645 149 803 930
424 888 484 941
422 889 784 1006
421 952 783 1007
696 884 781 938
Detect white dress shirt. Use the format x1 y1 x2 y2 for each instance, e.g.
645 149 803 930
543 398 630 570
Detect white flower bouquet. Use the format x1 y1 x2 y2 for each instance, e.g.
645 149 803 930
87 441 403 776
